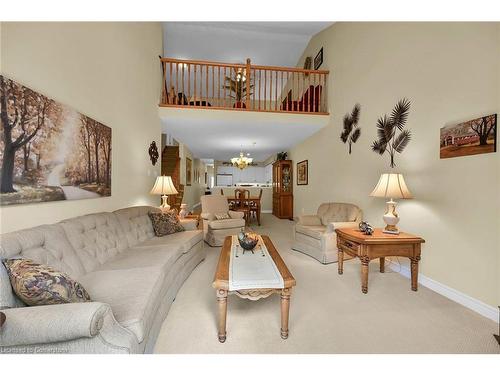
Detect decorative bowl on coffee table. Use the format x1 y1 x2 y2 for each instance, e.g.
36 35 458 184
238 232 259 253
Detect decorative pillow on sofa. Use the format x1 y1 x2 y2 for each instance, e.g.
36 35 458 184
2 258 91 306
214 213 230 220
148 211 185 237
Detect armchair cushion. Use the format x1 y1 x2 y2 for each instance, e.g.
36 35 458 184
295 225 326 240
317 203 362 225
297 215 322 226
228 211 245 219
208 218 245 230
214 213 230 220
200 213 215 221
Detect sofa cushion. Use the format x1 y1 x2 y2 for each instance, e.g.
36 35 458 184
208 218 245 230
295 224 326 240
97 246 183 272
78 266 164 343
61 213 129 273
133 230 203 254
3 258 91 306
114 206 159 247
0 224 86 279
148 211 184 237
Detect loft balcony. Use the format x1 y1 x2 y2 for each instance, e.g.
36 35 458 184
159 57 329 115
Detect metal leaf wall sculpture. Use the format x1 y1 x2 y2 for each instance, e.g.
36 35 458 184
371 98 412 168
340 104 361 154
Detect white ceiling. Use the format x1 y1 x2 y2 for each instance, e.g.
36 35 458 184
163 22 333 67
159 107 328 162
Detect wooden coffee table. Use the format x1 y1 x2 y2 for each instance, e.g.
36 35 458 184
212 235 296 343
336 228 425 294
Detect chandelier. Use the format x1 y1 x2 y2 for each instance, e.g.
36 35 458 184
231 151 253 170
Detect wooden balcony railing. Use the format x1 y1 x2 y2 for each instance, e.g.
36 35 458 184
160 57 329 114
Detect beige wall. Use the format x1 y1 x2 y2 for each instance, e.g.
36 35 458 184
289 23 499 307
0 22 163 233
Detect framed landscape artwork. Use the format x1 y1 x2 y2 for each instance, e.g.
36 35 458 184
297 160 308 185
0 76 111 206
440 114 497 159
186 157 192 186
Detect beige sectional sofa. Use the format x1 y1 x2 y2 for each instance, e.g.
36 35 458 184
0 206 205 354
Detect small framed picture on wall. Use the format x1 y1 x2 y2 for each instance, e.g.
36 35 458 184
297 160 308 185
314 47 323 70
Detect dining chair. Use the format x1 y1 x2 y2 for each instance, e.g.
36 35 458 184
249 188 262 226
234 188 251 223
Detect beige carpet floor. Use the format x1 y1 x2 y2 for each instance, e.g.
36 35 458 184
154 214 499 354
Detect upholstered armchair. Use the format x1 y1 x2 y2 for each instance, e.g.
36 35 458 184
292 202 363 264
200 195 246 246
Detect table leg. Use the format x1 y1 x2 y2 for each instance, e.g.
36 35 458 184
257 205 261 226
280 288 291 339
361 256 369 294
379 257 385 273
410 256 420 291
217 289 228 342
338 248 344 275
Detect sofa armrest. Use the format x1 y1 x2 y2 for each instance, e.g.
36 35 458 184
297 215 322 226
0 302 110 347
326 221 359 233
200 213 215 221
228 210 244 219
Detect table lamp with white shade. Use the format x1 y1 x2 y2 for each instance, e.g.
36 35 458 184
370 173 413 234
150 176 178 212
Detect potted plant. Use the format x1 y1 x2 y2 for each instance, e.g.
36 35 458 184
224 68 253 108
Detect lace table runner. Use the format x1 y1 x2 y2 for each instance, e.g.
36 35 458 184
228 235 284 291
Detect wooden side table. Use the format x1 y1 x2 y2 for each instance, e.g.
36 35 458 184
335 228 425 294
183 214 200 228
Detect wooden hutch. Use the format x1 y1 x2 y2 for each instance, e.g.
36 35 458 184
272 160 293 219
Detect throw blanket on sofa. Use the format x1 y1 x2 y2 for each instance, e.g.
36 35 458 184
228 235 284 291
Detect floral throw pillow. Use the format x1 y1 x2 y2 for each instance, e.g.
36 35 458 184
2 258 91 306
214 213 230 220
148 211 185 237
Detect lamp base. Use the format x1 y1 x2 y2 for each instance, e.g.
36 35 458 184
383 225 400 235
382 199 400 234
160 195 171 212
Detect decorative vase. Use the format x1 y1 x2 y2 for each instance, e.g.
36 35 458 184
179 204 188 219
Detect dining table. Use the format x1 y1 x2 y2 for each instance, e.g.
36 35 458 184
226 196 261 225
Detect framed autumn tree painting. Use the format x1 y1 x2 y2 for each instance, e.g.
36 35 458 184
0 76 111 206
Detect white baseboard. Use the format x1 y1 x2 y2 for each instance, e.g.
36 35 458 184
387 259 498 323
261 210 272 213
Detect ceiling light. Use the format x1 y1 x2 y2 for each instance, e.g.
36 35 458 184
230 151 253 170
